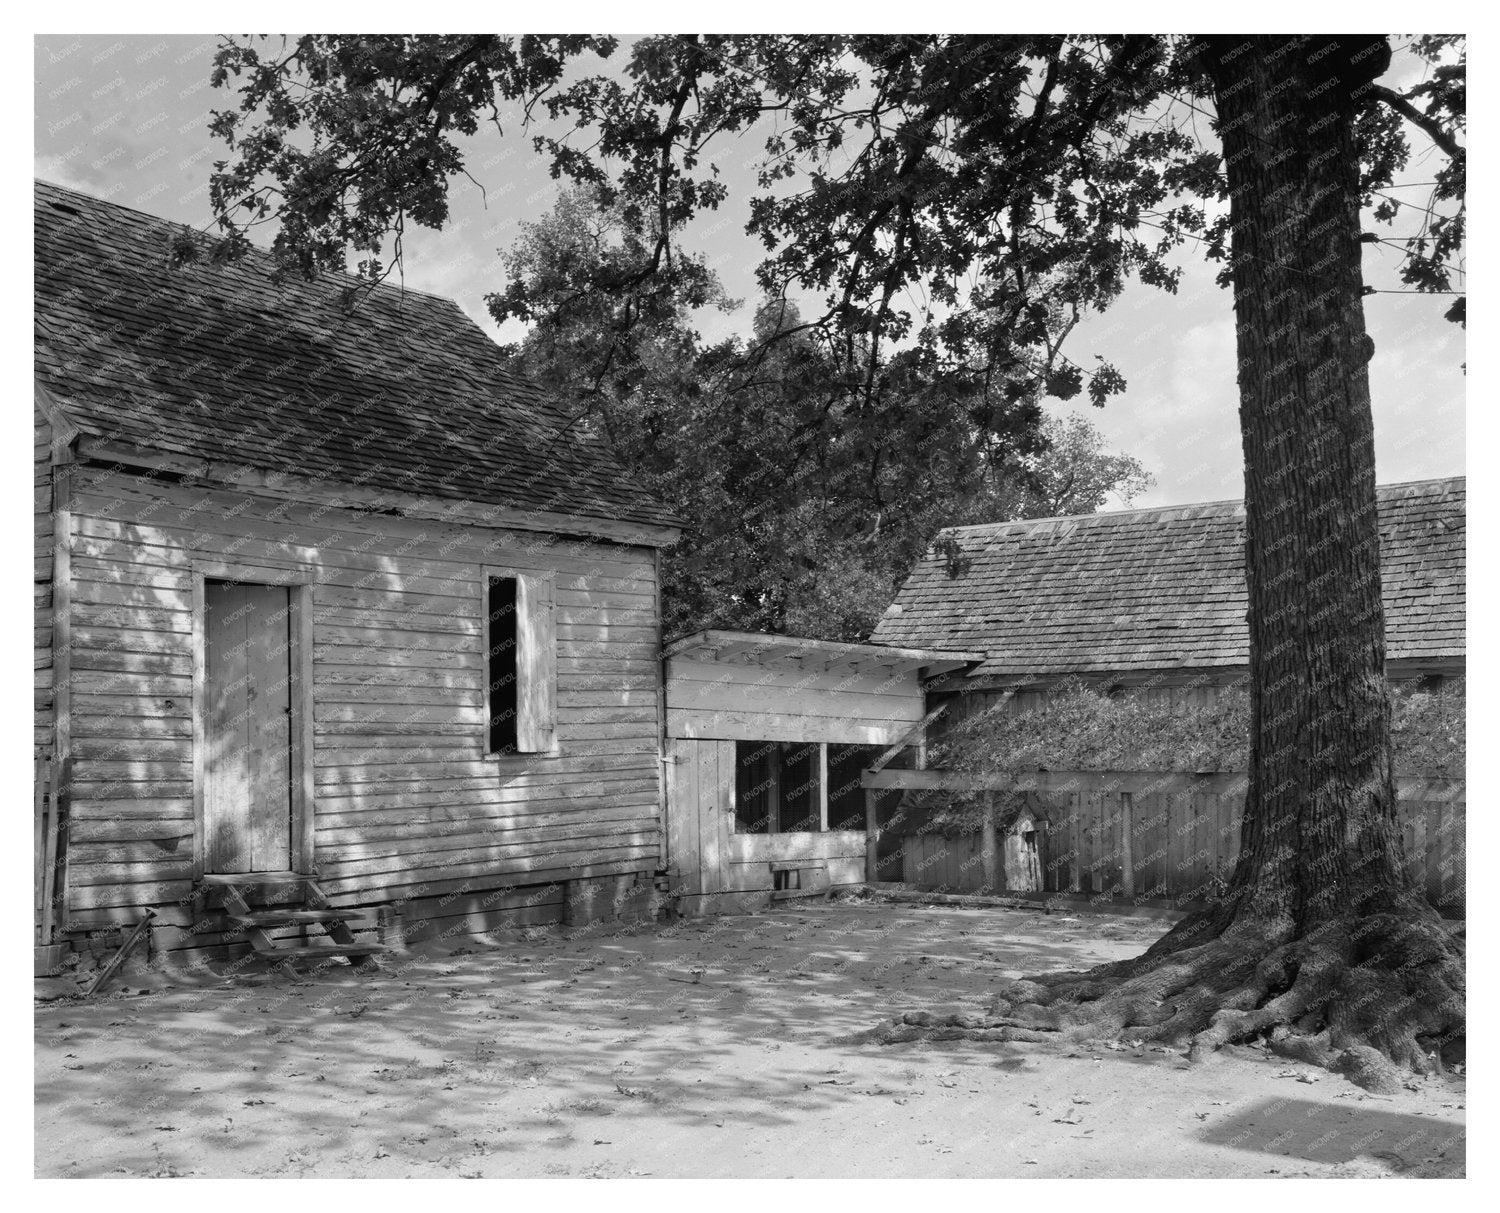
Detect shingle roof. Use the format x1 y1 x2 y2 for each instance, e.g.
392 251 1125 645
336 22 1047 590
33 179 680 534
871 477 1465 678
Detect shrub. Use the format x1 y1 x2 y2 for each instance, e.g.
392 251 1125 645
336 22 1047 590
909 677 1464 834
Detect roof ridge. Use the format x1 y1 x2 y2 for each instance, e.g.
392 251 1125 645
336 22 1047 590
937 474 1465 538
939 497 1244 536
35 177 458 307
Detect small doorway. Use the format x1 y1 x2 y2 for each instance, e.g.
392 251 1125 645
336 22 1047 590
202 580 295 873
1004 809 1042 893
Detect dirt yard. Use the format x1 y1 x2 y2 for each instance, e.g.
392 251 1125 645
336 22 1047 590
34 899 1465 1178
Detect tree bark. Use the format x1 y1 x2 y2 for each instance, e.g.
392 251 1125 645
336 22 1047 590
1203 34 1409 930
873 38 1464 1086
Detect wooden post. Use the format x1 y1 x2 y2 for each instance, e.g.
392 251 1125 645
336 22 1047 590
50 462 73 936
34 756 48 946
84 911 156 998
864 788 879 882
1119 790 1135 897
980 790 999 893
817 744 828 832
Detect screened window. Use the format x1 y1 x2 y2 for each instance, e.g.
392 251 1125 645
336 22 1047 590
826 743 884 831
734 741 820 833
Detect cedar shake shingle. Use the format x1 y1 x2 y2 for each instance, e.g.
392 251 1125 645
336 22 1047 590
871 477 1465 677
34 180 680 531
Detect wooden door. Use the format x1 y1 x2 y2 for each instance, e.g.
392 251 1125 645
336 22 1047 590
203 581 294 872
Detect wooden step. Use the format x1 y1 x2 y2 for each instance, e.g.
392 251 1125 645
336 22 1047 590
227 910 373 928
200 871 313 886
265 944 389 960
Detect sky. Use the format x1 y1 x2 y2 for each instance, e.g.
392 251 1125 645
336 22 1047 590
32 33 1466 509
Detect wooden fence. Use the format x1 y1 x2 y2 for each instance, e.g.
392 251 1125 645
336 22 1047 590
863 768 1464 917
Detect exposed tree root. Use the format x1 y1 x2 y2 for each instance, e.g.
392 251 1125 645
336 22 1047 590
872 907 1465 1092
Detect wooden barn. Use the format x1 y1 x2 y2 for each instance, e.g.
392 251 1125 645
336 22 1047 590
662 631 980 912
33 180 683 971
873 476 1466 721
867 478 1466 911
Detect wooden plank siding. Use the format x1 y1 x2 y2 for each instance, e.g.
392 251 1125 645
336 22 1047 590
666 736 867 902
666 656 926 746
34 402 54 755
57 467 666 925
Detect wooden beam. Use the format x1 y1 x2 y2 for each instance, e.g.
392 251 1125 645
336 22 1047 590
34 380 79 463
291 584 316 874
653 548 668 870
50 464 74 929
37 757 60 945
860 767 1466 803
867 703 948 774
33 758 45 945
1119 790 1135 897
818 743 829 832
980 791 998 893
666 709 914 747
864 788 879 883
1395 776 1468 803
862 768 1249 795
662 628 984 669
76 438 681 550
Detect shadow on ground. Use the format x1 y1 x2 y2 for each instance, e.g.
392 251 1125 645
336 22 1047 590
35 901 1464 1178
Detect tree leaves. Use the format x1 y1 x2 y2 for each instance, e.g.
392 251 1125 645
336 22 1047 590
497 188 1153 640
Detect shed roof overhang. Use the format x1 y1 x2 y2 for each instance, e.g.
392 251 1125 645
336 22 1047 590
663 628 985 679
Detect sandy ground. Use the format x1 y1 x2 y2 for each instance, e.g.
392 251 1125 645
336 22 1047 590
35 899 1465 1178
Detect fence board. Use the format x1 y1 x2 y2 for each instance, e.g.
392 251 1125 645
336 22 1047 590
890 768 1462 913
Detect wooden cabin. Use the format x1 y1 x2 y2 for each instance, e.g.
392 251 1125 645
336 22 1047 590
34 180 682 969
662 630 980 912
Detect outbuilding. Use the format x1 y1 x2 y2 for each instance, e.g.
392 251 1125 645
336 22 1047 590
873 476 1466 724
662 630 980 912
34 180 682 969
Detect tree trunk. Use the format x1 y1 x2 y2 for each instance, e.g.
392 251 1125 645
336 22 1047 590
874 38 1464 1086
1203 35 1409 929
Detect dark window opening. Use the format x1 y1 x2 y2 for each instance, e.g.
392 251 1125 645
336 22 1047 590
778 744 820 833
773 868 801 891
826 743 877 831
487 576 519 755
735 740 777 833
826 743 916 831
734 741 821 834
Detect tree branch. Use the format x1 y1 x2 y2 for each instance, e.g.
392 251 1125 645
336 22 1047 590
1366 84 1462 159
